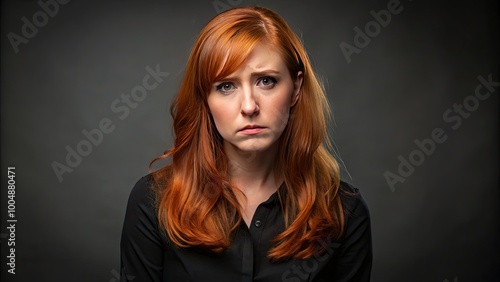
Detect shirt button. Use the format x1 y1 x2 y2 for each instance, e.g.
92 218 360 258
254 220 262 228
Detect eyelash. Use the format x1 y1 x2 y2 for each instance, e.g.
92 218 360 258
215 82 235 93
257 77 277 87
215 76 278 94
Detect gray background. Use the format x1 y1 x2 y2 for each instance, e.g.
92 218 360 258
1 0 498 281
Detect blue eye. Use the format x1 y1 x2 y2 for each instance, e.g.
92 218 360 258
257 77 277 88
216 82 235 94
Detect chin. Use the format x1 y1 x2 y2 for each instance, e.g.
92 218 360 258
236 144 269 153
234 139 277 153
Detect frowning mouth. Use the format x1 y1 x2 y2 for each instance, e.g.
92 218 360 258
238 125 266 135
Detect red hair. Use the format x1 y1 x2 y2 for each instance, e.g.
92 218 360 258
150 5 344 260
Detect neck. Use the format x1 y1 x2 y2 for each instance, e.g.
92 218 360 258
224 142 281 195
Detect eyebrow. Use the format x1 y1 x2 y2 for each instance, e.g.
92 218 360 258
217 69 282 82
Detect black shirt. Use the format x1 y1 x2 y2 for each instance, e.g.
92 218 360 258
120 175 372 281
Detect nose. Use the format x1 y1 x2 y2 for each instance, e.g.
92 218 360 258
240 87 259 117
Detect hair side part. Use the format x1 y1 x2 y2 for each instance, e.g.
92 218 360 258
150 5 344 261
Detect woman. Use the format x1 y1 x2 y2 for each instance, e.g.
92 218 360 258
121 5 372 282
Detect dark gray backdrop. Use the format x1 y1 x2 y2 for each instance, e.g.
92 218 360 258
1 0 498 281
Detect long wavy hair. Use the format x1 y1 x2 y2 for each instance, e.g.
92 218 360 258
150 5 344 261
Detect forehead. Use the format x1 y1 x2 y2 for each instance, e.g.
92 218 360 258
221 42 287 77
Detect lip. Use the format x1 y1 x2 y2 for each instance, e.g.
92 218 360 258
238 125 266 135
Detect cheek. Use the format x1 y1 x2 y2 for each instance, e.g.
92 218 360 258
272 109 290 132
210 108 225 128
268 89 294 129
208 99 233 133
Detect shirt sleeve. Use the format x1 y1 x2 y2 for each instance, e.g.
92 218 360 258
330 185 373 281
120 176 164 282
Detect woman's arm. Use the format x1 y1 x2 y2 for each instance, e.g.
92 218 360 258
120 176 164 282
331 184 373 281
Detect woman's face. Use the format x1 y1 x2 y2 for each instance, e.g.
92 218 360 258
207 42 303 155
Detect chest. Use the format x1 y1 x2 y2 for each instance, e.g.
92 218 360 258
161 203 341 282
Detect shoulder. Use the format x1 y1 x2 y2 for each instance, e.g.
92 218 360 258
338 180 371 229
124 173 164 227
127 174 157 208
127 169 169 207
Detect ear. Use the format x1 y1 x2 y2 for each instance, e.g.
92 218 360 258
290 71 303 107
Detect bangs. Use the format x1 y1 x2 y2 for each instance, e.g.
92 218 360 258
196 16 269 96
212 35 261 82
